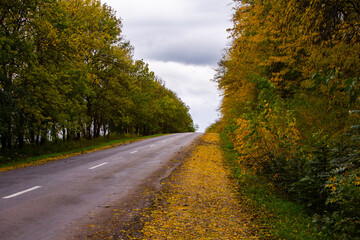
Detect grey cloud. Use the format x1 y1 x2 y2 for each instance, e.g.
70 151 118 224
108 0 232 66
102 0 231 131
145 46 221 66
128 24 228 66
146 60 221 131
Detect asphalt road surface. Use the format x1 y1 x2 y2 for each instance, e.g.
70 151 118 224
0 133 202 240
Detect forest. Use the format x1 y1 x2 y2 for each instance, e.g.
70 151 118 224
214 0 360 238
0 0 195 154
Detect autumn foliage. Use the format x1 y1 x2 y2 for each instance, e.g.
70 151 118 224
215 0 360 237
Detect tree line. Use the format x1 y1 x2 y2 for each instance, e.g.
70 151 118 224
214 0 359 238
0 0 195 151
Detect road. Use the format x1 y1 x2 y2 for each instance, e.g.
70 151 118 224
0 133 202 240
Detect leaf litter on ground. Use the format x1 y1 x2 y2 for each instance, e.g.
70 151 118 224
137 133 259 239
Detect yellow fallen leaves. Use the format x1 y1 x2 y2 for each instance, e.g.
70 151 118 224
140 133 258 239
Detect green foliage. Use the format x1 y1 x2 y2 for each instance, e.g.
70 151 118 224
0 0 194 155
291 131 360 238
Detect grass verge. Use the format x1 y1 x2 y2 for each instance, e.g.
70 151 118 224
220 133 330 240
0 134 165 172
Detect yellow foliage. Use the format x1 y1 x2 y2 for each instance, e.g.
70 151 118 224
326 176 338 192
233 104 300 173
353 176 360 186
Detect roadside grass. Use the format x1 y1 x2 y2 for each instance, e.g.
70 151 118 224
0 134 165 172
220 133 330 240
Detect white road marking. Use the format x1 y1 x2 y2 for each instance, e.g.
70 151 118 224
130 150 138 154
3 186 42 199
150 145 155 147
89 162 108 170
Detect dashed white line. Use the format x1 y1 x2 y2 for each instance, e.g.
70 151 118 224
130 150 138 154
3 186 42 199
89 162 108 170
150 145 155 148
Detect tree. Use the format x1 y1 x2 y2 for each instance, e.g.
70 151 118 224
1 0 195 154
216 0 360 237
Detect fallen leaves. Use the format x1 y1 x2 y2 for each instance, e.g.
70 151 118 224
140 133 258 239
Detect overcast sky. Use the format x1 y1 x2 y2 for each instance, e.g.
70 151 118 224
101 0 233 132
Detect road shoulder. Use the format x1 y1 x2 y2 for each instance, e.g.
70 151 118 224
62 134 203 240
121 133 258 239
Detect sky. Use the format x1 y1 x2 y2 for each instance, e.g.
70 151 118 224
101 0 233 132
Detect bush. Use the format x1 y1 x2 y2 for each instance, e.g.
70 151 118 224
227 79 360 238
288 132 360 238
231 77 301 186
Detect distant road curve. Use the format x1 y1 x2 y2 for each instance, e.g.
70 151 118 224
0 132 202 240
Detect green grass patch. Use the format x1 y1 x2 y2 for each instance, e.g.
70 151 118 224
0 134 165 171
220 133 329 240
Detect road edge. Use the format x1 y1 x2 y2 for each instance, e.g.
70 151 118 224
63 133 203 239
0 135 167 173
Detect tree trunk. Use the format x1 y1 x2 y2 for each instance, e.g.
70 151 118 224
93 117 97 138
67 128 71 141
51 124 58 143
35 133 40 146
86 122 92 139
40 127 47 145
1 135 7 149
106 124 111 139
17 132 24 149
86 98 93 139
30 128 35 144
6 135 11 149
62 127 66 142
96 123 101 138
